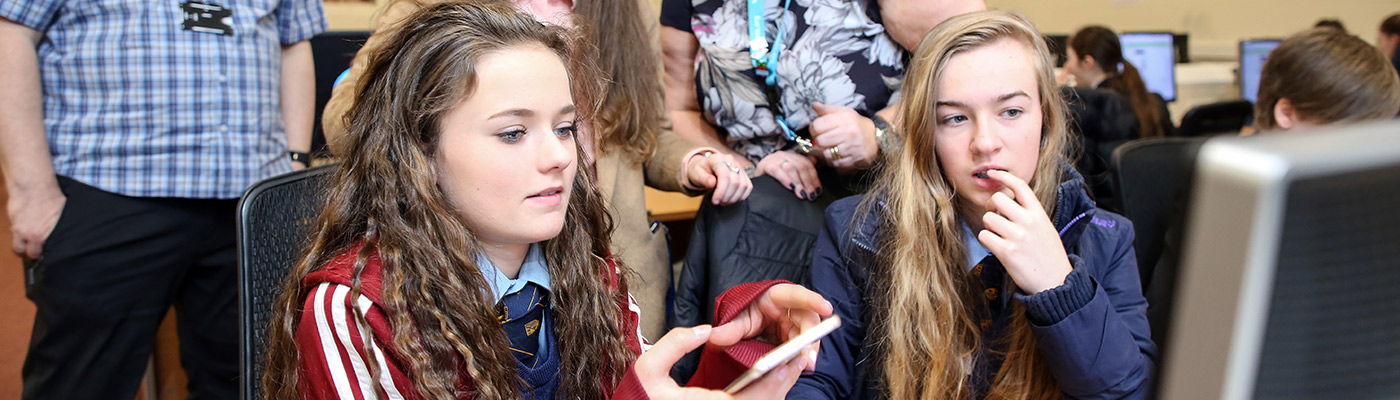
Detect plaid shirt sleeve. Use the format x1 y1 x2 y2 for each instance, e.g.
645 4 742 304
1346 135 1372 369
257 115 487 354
0 0 62 31
276 0 325 45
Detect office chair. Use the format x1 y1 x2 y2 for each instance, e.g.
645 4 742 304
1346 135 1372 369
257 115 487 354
236 164 337 400
1111 137 1207 289
1175 99 1252 137
1063 86 1139 213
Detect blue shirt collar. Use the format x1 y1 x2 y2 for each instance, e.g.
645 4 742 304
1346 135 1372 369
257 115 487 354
476 243 552 304
962 223 990 271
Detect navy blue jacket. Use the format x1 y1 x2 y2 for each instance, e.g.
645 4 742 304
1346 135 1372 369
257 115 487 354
790 169 1157 399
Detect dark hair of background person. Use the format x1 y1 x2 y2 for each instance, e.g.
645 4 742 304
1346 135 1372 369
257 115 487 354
1314 18 1347 32
1253 27 1400 130
1069 25 1170 138
573 0 664 161
260 2 635 399
1384 13 1400 35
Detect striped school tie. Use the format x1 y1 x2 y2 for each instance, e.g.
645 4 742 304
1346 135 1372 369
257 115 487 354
497 282 549 368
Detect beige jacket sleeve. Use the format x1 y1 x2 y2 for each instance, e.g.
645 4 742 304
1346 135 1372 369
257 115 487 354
643 118 708 194
638 0 706 195
320 0 425 157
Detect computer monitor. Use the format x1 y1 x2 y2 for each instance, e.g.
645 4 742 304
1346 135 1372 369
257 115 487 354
1173 33 1190 64
1158 121 1400 399
1044 34 1070 68
1120 32 1177 102
1239 39 1281 104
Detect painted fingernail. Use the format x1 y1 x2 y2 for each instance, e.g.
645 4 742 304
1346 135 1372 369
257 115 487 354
800 190 808 198
789 183 795 190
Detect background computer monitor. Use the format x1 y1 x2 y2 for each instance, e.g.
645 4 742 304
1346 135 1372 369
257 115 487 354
1120 32 1177 102
1158 121 1400 399
1044 34 1070 68
1239 39 1281 104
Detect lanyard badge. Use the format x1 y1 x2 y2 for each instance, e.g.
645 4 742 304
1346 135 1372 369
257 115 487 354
746 0 812 154
182 1 233 35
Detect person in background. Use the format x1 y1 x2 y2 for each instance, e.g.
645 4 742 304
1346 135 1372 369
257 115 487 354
662 0 986 380
1253 27 1400 130
319 0 750 341
1314 18 1346 32
1063 25 1174 139
0 0 324 398
798 10 1155 399
1377 13 1400 82
263 3 833 398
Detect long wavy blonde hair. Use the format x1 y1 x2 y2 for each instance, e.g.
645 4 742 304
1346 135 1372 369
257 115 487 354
860 10 1071 400
262 2 633 399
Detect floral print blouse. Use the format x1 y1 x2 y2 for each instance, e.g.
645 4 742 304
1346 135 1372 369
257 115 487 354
662 0 905 162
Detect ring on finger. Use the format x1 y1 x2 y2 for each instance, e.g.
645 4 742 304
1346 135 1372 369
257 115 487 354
718 161 741 174
823 145 845 160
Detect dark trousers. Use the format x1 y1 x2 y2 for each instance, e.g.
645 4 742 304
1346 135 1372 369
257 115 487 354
22 176 239 400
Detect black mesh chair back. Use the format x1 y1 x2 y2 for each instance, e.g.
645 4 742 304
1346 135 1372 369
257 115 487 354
1175 99 1252 137
1111 137 1207 287
236 164 336 400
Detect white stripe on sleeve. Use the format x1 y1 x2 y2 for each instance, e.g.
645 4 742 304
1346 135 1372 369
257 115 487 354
312 283 356 398
331 285 380 399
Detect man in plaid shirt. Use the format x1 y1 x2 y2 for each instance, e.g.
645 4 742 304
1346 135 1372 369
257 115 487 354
0 0 324 397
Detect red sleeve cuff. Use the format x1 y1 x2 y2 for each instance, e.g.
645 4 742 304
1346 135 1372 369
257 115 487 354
610 366 651 400
685 280 791 389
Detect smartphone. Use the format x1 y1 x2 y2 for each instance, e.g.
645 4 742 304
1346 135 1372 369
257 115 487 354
723 315 842 394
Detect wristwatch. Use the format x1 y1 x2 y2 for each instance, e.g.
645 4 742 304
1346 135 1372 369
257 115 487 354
871 115 899 155
288 150 311 166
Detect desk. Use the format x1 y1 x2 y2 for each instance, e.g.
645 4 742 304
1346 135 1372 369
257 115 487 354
645 187 703 222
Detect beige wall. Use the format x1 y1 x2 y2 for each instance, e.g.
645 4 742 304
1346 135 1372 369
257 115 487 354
324 0 669 30
988 0 1399 60
329 1 1398 60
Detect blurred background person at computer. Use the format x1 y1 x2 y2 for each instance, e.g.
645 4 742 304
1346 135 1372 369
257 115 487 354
319 0 750 341
1314 18 1347 32
1058 25 1176 212
1063 25 1174 139
1376 13 1400 82
1253 27 1400 130
796 11 1154 399
1145 26 1400 349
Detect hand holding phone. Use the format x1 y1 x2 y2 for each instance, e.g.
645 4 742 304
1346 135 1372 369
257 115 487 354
723 315 842 394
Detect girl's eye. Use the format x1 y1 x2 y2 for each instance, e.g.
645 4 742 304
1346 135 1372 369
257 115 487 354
497 129 525 143
554 123 578 138
941 115 968 125
1003 108 1023 118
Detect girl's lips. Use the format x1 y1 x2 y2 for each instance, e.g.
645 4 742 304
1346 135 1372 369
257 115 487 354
972 168 1007 189
973 167 1006 180
527 187 564 206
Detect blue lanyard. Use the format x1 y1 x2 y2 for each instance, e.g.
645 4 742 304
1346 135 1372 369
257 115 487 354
746 0 788 86
746 0 811 153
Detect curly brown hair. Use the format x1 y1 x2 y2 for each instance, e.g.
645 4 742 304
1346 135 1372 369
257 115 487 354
261 2 634 399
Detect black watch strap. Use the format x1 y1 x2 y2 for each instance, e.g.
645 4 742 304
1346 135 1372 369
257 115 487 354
288 150 311 165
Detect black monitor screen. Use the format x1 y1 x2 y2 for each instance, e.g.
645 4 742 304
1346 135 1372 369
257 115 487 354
1045 34 1070 68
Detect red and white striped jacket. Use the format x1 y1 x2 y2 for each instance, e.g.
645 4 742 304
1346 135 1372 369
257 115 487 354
293 243 782 399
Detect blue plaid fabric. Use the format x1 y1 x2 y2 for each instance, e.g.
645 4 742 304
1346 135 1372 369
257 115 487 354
0 0 326 199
